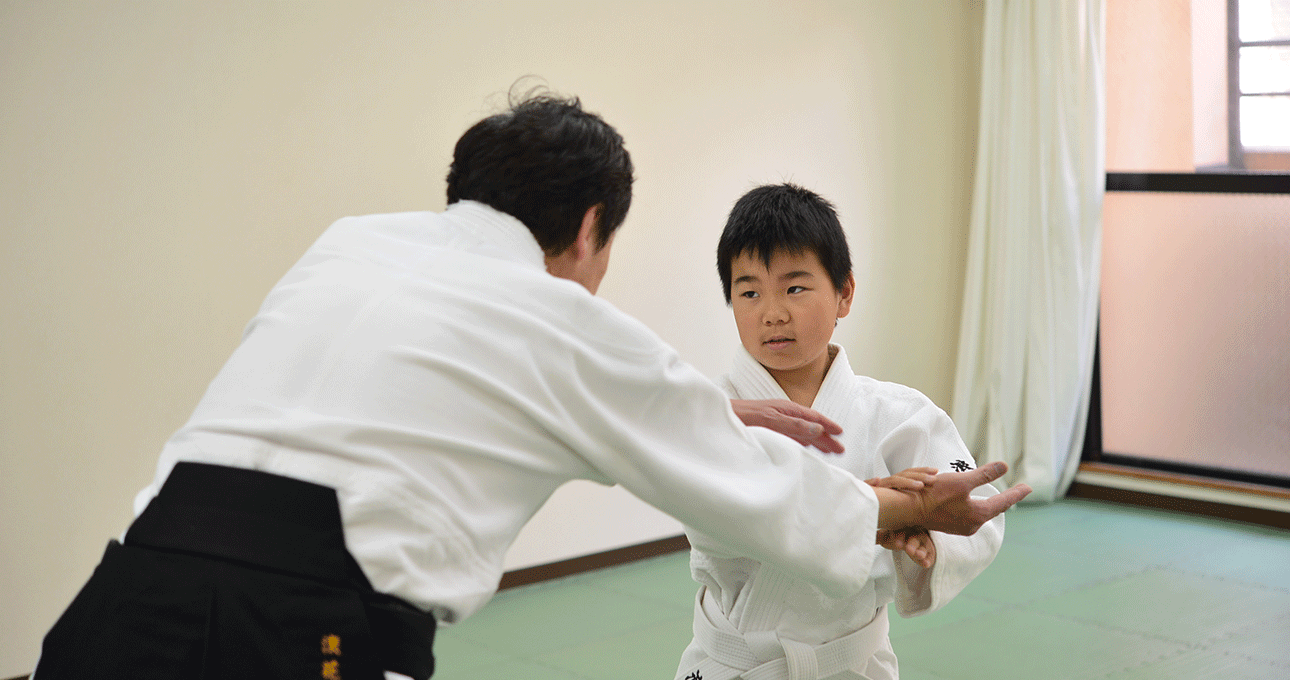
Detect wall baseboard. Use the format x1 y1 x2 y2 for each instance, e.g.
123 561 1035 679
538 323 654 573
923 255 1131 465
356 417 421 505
498 534 691 591
1069 462 1290 529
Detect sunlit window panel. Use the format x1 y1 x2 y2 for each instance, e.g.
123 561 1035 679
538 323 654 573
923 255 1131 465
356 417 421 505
1240 95 1290 147
1239 0 1290 42
1101 191 1290 480
1239 46 1290 93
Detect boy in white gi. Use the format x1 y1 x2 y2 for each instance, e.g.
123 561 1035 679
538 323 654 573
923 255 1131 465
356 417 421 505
675 183 1005 680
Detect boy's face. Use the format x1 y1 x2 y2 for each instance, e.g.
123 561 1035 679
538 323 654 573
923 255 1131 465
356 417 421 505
729 249 854 384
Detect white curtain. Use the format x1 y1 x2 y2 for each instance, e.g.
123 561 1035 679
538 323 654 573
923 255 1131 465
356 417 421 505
951 0 1106 503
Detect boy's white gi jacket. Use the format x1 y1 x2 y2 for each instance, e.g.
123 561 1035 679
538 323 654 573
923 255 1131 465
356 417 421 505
676 345 1004 680
130 201 889 628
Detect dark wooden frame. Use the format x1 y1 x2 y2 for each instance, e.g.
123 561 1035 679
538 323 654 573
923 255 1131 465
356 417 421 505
498 534 690 591
1073 172 1290 527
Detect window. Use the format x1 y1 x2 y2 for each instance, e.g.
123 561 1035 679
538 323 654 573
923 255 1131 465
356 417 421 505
1230 0 1290 168
1082 0 1290 526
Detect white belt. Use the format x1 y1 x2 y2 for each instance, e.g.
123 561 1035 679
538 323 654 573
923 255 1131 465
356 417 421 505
689 587 889 680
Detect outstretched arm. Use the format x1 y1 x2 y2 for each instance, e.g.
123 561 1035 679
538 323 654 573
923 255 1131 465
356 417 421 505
730 399 845 453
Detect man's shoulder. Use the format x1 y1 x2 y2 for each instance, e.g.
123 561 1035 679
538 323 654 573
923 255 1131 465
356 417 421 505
320 210 438 236
563 291 677 361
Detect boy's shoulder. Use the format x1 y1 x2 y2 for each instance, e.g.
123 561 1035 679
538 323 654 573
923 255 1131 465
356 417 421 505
823 348 936 410
841 371 946 424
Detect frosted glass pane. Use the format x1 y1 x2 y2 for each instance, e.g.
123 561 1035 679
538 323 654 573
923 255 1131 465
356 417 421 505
1239 46 1290 94
1101 191 1290 479
1239 0 1290 42
1241 95 1290 148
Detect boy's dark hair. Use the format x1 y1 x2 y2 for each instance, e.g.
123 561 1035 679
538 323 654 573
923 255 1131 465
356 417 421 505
447 86 634 256
716 183 852 303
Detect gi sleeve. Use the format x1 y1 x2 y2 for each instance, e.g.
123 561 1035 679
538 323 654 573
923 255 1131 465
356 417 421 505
877 399 1004 617
549 310 882 600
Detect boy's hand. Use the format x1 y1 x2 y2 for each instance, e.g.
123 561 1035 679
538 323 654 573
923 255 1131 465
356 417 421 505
731 399 844 453
913 461 1030 535
875 527 936 569
873 461 1030 535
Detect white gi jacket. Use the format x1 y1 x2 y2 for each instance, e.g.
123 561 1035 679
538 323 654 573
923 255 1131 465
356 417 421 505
132 201 888 627
675 345 1004 680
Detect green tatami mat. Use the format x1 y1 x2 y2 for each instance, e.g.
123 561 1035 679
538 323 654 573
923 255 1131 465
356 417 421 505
432 499 1290 680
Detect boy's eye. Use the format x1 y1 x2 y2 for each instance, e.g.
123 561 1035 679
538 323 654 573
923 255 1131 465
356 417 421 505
787 286 806 294
739 290 759 299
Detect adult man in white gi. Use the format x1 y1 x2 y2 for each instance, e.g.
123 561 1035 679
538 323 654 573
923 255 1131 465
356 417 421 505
34 91 1030 680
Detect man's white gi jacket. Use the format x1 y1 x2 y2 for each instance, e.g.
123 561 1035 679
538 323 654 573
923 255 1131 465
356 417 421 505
675 345 1004 680
131 201 887 626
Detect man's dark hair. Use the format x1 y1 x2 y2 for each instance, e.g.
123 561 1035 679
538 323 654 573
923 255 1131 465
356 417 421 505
446 87 634 255
716 183 852 303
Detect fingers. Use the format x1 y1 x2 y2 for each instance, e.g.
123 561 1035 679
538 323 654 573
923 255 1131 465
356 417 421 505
870 467 940 490
968 461 1009 486
789 426 844 454
732 399 846 454
777 403 843 453
907 537 934 569
896 469 937 485
878 476 925 491
974 483 1033 519
996 483 1032 508
806 431 846 454
905 542 928 568
883 529 935 569
876 530 907 552
777 401 842 435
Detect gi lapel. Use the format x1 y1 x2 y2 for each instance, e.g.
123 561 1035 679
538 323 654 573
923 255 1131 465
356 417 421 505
809 344 860 422
729 344 860 420
728 346 791 401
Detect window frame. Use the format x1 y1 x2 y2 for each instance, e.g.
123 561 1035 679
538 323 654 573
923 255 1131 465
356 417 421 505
1228 0 1290 167
1084 171 1290 492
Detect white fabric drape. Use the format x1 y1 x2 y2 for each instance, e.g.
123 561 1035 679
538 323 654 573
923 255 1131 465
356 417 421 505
951 0 1106 503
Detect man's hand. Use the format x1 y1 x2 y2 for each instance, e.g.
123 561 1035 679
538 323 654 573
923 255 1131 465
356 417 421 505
865 467 939 491
874 461 1031 536
731 399 844 454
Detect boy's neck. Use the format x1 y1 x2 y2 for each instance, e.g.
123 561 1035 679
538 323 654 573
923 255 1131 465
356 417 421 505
767 345 838 408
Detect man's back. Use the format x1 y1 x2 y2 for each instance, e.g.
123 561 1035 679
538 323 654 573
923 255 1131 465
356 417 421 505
136 201 630 622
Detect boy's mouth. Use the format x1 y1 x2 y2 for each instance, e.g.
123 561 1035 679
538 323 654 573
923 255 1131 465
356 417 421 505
763 336 794 350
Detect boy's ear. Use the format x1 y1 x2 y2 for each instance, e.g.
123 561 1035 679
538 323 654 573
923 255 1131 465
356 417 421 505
836 272 856 319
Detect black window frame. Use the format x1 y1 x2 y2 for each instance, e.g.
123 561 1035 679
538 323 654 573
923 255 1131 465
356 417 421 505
1084 171 1290 490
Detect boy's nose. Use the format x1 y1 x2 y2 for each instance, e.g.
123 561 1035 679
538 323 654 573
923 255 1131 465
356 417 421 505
762 304 789 325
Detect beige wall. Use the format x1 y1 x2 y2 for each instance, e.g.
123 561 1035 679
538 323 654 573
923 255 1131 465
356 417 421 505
1191 0 1229 168
1106 0 1236 171
0 2 983 673
1107 0 1194 170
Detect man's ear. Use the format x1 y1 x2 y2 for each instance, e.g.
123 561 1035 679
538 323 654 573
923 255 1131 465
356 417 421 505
836 272 856 319
573 204 602 260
